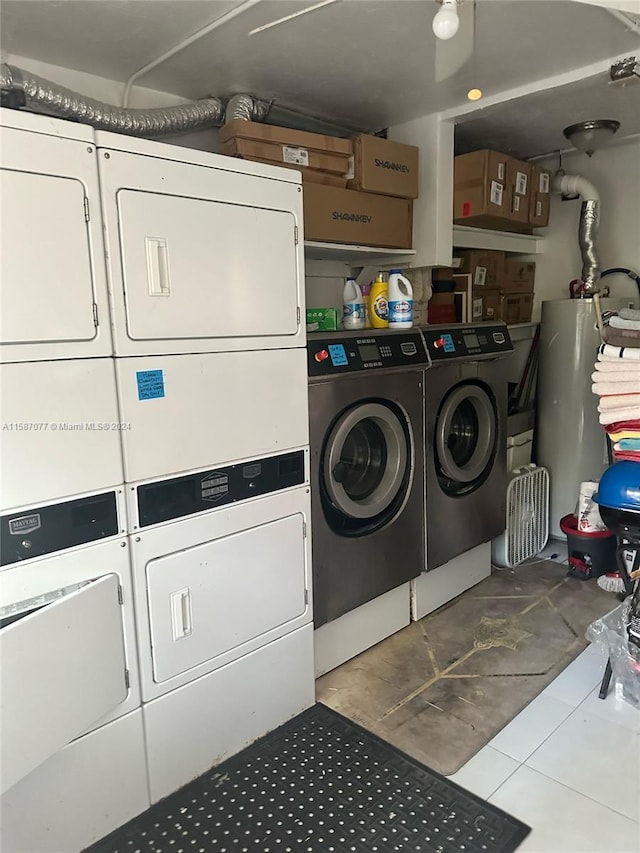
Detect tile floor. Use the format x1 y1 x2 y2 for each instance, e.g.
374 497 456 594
450 643 640 852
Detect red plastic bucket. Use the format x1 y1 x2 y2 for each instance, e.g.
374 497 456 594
559 514 617 580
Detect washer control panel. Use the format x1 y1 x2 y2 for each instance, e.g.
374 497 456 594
422 323 514 362
308 329 428 376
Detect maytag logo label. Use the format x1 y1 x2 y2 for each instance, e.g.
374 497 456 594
374 158 410 173
9 514 41 534
332 211 372 223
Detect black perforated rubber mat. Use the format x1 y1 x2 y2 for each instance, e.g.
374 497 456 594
86 704 530 853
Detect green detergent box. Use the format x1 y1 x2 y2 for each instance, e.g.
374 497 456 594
306 307 339 331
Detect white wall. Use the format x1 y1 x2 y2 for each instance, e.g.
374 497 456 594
5 52 221 152
531 135 640 320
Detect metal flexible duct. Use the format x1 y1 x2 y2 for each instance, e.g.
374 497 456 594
552 173 601 293
225 93 271 123
0 64 224 137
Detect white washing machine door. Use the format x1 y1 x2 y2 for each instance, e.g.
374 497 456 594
436 383 497 493
323 402 411 527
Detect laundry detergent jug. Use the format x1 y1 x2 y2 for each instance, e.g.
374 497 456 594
343 277 365 329
369 273 389 329
388 269 413 329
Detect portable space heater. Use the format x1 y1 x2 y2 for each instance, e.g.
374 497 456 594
492 465 550 568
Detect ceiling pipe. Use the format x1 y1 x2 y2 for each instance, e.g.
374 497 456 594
122 0 262 107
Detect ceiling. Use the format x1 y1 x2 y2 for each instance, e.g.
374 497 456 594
1 0 640 156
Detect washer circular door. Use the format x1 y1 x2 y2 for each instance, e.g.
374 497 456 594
435 383 497 496
322 401 412 535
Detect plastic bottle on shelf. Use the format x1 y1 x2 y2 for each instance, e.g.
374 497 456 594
342 277 365 329
369 272 389 329
360 282 371 327
388 269 414 329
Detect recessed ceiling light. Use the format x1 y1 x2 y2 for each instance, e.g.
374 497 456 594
467 88 482 101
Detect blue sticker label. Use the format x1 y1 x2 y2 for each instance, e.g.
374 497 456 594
442 334 455 353
328 344 348 367
136 369 165 401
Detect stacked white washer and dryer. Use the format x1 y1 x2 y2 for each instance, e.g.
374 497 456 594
0 110 147 852
0 109 314 849
95 129 315 804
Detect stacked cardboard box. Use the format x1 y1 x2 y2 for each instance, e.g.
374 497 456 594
464 251 535 323
220 120 353 187
453 149 551 233
221 123 419 249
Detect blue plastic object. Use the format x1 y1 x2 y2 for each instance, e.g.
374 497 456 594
593 462 640 512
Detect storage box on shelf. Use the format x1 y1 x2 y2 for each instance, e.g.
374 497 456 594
453 149 550 233
347 134 419 199
303 184 413 249
220 119 352 188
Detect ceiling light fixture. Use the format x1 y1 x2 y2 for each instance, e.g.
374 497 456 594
433 0 460 40
467 88 482 101
563 119 621 157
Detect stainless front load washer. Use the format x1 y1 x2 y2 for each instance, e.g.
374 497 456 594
420 323 514 571
307 329 429 627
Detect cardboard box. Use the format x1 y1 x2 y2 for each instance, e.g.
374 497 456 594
456 249 505 287
221 119 353 157
429 291 456 305
347 134 419 199
427 303 457 324
306 307 338 331
518 293 533 323
222 137 349 176
474 288 502 322
454 149 509 223
303 184 413 249
473 289 533 324
454 149 532 233
529 164 551 228
503 260 536 293
507 158 531 228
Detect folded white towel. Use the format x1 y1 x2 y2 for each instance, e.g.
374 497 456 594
599 393 640 410
609 315 640 331
620 308 640 322
599 406 640 425
598 344 640 361
593 365 640 379
593 381 640 396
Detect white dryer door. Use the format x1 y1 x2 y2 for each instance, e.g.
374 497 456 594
146 514 306 683
116 189 299 342
0 574 127 794
0 125 110 361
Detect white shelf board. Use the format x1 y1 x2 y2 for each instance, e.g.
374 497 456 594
453 225 546 254
304 241 416 263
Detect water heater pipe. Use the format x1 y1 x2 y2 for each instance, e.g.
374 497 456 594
553 172 601 294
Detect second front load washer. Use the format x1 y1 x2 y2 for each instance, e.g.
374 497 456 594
411 322 514 620
308 329 428 673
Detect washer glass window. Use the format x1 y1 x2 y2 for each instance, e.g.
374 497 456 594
436 383 497 495
322 402 412 534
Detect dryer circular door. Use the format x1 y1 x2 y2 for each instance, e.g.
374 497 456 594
321 401 412 536
435 382 497 496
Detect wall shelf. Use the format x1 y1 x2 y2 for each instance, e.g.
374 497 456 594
304 241 416 264
453 225 546 255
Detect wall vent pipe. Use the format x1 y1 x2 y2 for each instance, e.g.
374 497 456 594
0 64 224 138
553 172 601 294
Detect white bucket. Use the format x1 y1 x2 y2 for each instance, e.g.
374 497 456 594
577 481 607 532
